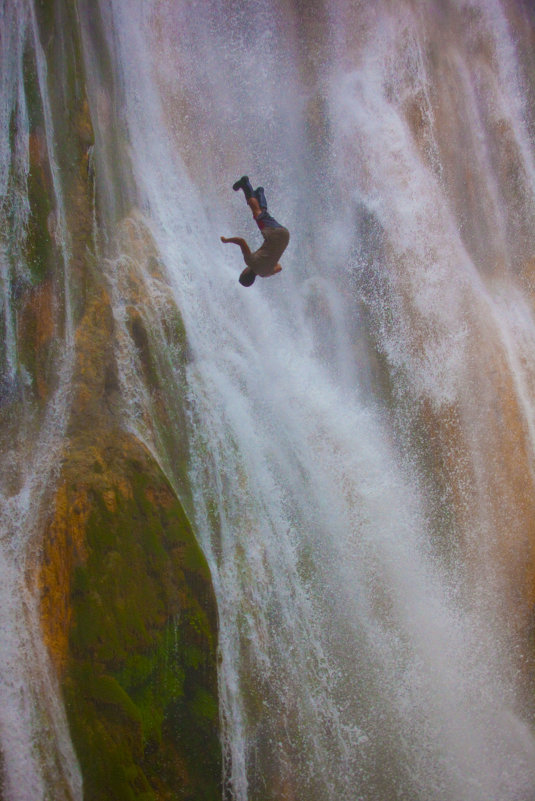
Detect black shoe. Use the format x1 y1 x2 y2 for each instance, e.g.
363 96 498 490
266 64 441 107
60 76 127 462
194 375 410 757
233 175 250 191
233 176 254 199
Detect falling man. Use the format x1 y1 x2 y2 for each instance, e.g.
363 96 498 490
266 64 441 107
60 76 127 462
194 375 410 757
221 176 290 287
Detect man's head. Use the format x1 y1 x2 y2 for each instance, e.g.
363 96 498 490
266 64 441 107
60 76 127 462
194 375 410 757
239 267 256 287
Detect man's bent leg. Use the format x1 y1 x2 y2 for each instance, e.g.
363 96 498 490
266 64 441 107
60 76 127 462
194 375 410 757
247 197 262 220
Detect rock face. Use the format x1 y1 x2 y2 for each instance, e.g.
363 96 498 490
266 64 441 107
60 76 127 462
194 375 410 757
40 429 221 801
1 2 222 798
35 287 221 800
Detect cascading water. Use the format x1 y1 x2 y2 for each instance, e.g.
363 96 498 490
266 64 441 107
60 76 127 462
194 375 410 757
4 0 535 798
0 2 83 799
83 0 535 797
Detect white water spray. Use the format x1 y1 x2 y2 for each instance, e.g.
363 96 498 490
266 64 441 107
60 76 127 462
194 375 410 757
81 1 535 799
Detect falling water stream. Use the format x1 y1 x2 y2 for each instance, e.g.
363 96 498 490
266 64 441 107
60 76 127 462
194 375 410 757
0 2 84 799
4 0 535 799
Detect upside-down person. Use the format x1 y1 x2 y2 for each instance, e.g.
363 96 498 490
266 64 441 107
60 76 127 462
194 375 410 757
221 176 290 287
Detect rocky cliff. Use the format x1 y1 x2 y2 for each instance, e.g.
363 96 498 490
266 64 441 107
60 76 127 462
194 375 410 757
2 2 222 798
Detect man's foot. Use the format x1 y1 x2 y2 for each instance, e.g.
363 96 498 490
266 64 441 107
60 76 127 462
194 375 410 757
232 175 249 191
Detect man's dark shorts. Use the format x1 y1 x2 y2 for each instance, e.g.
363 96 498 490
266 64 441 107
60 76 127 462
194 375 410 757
244 226 290 276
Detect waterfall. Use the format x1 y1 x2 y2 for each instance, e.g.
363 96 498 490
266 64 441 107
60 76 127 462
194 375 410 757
3 0 535 798
0 1 83 799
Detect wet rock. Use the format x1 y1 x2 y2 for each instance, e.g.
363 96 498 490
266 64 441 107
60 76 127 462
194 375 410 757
39 428 221 801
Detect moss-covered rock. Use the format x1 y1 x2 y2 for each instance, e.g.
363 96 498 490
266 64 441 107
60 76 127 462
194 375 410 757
34 253 221 800
40 430 221 801
23 129 54 285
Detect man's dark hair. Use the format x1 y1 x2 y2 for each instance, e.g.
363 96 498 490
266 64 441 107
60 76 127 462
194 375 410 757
239 268 256 287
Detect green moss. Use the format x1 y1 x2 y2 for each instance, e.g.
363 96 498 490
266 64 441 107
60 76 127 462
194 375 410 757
64 671 153 801
24 162 53 284
128 315 160 389
23 44 44 130
15 42 54 287
34 0 56 41
161 305 188 355
87 674 143 724
63 437 221 800
191 688 219 722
